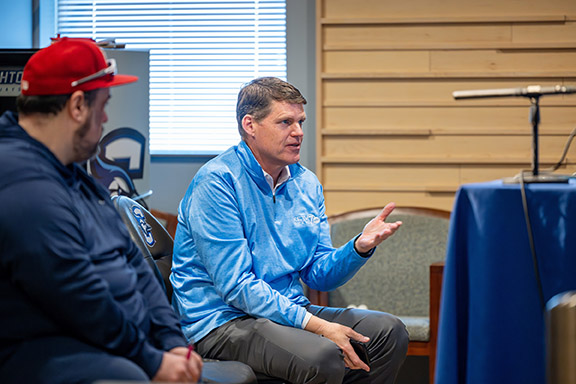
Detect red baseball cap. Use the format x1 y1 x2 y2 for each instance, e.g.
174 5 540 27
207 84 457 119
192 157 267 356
21 37 138 96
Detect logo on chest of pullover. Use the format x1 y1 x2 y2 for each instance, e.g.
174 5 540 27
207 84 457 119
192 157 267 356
293 213 320 226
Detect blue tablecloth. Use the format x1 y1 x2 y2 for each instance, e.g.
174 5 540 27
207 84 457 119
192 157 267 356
435 179 576 384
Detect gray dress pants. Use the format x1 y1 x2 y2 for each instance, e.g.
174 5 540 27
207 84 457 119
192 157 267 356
196 305 409 384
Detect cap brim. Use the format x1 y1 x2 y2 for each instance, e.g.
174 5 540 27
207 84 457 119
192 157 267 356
78 74 139 93
75 74 139 93
108 74 139 88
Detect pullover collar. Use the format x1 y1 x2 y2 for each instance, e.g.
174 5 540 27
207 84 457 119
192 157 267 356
235 140 304 194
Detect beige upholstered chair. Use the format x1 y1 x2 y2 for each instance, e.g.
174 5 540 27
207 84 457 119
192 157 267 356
308 206 450 384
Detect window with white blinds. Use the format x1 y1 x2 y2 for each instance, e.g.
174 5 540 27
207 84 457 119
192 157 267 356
56 0 287 155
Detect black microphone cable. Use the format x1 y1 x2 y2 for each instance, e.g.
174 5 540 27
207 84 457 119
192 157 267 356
518 126 576 312
519 170 546 312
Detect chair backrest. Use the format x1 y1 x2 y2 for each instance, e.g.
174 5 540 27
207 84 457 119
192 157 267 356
112 195 175 301
328 206 450 317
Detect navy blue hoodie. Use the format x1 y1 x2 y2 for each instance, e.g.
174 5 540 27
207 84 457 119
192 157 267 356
0 111 186 378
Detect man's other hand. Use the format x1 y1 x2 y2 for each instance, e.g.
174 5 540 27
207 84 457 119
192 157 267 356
153 349 203 382
305 315 370 372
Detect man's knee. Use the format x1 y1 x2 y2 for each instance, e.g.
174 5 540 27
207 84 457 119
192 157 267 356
47 348 149 383
0 337 150 384
388 315 409 361
389 315 409 344
298 340 346 384
84 356 149 382
354 312 409 361
369 313 409 365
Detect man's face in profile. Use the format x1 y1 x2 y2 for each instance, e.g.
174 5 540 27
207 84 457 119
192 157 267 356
247 100 306 175
73 88 110 163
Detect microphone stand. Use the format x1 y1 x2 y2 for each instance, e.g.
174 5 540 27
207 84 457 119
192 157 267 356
502 95 569 184
530 97 541 178
453 84 573 184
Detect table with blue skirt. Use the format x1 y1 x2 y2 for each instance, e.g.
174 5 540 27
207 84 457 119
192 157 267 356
435 179 576 384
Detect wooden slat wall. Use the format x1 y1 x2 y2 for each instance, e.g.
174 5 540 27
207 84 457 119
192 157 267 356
316 0 576 214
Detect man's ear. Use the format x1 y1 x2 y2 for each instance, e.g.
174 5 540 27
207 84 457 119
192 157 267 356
67 90 89 123
242 114 256 138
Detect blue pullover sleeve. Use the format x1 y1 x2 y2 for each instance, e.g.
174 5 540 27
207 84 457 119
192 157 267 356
298 183 371 292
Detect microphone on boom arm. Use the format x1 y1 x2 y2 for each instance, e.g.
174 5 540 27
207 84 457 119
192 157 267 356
453 84 576 100
452 84 576 183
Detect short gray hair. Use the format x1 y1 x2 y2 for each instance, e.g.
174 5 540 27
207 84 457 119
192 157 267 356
236 77 307 138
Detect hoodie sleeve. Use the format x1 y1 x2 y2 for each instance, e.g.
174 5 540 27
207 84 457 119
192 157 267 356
0 178 167 378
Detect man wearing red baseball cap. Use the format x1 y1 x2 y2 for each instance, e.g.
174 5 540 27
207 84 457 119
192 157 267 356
0 38 254 383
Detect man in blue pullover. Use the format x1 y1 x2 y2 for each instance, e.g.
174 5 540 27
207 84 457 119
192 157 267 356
172 77 409 383
0 38 208 383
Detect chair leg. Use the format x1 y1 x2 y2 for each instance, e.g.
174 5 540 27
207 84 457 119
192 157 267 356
428 352 436 384
428 262 444 384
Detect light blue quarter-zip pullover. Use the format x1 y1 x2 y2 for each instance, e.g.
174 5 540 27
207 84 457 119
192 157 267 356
171 141 370 342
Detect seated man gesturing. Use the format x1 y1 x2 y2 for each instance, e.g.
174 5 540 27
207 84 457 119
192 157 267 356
172 77 409 384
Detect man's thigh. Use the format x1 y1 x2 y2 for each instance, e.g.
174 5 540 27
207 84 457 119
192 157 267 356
308 305 402 338
196 317 345 384
0 336 149 384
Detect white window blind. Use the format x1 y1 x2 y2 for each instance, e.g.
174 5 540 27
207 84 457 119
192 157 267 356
56 0 287 155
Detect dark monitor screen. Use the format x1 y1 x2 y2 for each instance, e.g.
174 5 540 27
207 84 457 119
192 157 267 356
0 49 37 114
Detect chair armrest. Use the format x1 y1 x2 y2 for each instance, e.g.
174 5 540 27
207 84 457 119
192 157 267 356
307 261 445 312
306 287 329 307
150 209 178 239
